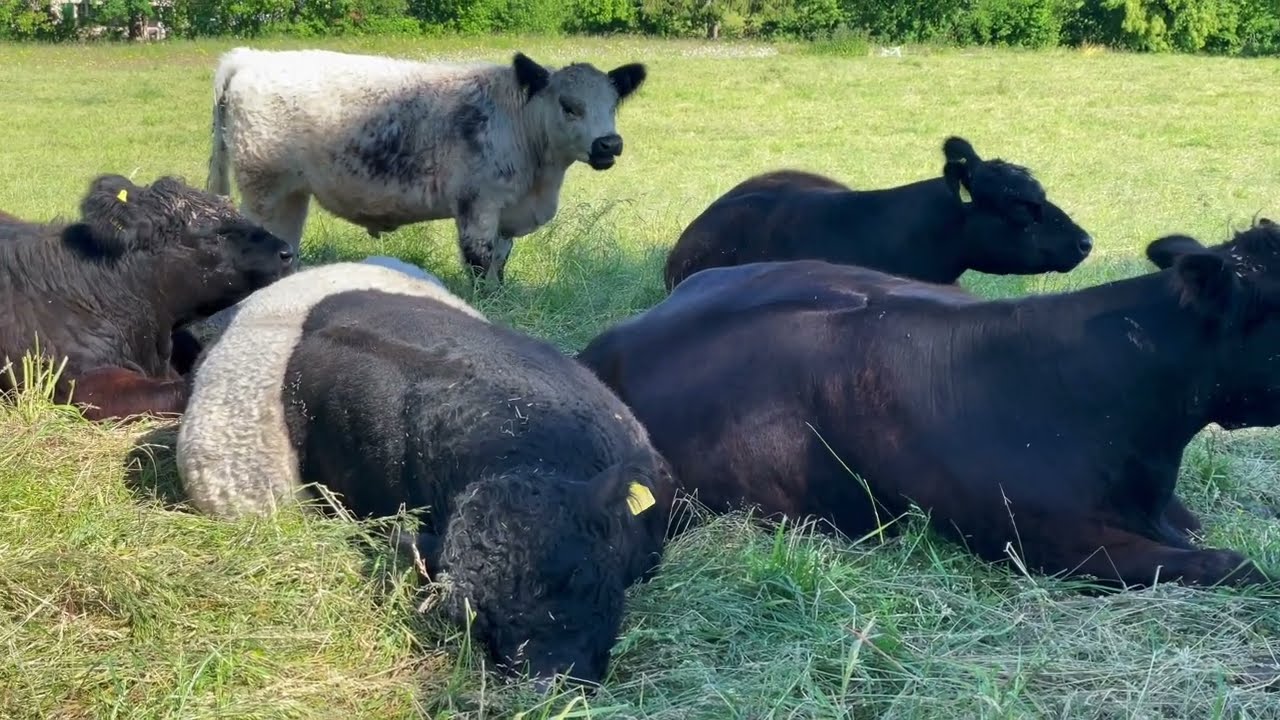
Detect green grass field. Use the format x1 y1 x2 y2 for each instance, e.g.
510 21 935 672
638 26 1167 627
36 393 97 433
3 34 1280 719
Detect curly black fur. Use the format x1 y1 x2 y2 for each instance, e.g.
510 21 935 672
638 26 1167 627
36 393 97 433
279 288 676 687
0 174 294 419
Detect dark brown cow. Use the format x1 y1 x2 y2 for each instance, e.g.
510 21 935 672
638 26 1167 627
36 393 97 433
579 220 1280 590
663 136 1094 291
0 174 294 421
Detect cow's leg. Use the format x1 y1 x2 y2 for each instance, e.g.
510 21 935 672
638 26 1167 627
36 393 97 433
1054 524 1267 589
238 177 311 258
67 366 189 422
454 199 504 287
490 235 515 284
169 328 204 377
1161 495 1203 539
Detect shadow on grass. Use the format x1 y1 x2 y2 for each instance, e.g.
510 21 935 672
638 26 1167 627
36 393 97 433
122 421 188 509
119 420 442 607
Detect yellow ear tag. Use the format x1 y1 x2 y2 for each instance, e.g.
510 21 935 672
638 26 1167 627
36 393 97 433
626 482 655 515
958 185 972 204
116 189 128 203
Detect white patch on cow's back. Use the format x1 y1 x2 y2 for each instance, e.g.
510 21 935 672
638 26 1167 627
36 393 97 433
176 262 486 518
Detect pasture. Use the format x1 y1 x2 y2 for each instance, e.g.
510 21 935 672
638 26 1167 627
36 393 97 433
2 33 1280 719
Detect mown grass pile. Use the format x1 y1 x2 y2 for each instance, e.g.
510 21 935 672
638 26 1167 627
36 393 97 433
2 34 1280 718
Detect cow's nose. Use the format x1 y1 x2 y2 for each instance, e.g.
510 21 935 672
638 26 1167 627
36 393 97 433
280 248 295 263
592 134 623 157
1077 234 1093 255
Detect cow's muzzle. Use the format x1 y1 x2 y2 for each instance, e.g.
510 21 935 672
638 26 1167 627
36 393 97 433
587 134 623 170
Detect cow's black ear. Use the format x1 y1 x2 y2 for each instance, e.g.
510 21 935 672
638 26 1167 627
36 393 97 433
941 136 981 206
1146 233 1207 269
588 457 663 525
512 52 550 98
1171 251 1241 321
943 160 974 205
77 174 157 254
608 62 647 102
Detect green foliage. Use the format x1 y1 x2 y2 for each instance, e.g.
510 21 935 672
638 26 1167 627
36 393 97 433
958 0 1076 47
416 0 566 33
840 0 967 43
0 0 1277 55
563 0 637 34
0 0 76 40
637 0 750 37
1236 0 1280 54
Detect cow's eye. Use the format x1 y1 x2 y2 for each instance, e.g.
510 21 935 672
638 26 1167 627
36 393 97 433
559 99 580 118
1024 200 1044 222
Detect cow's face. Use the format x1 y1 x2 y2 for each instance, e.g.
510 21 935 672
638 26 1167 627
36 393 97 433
1147 220 1280 429
513 53 647 170
77 175 295 315
941 137 1094 276
428 456 668 690
179 219 295 316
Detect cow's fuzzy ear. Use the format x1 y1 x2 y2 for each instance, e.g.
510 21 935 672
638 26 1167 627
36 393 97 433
512 52 550 98
587 457 662 522
1146 233 1207 269
1170 250 1243 322
608 63 647 102
76 178 156 255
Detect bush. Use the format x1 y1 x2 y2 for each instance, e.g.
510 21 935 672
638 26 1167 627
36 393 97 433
563 0 637 33
1065 0 1244 52
417 0 566 33
958 0 1076 47
1 0 1277 55
840 0 966 44
762 0 845 40
1236 0 1280 54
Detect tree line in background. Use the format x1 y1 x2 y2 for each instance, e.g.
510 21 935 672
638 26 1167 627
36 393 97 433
1 0 1277 56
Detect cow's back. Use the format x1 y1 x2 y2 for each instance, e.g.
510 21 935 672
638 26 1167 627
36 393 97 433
581 260 979 529
282 289 660 528
176 262 473 518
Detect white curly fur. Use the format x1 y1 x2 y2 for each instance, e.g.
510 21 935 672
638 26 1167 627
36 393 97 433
176 261 486 518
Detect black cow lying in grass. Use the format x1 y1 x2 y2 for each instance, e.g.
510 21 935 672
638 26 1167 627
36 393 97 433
579 219 1280 590
0 174 294 421
663 136 1095 291
175 261 675 690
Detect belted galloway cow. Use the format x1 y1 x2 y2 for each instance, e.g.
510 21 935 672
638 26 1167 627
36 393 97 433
207 47 648 285
176 260 675 689
578 219 1280 591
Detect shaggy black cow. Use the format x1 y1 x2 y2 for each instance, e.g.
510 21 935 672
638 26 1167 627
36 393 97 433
663 136 1095 290
176 261 675 689
579 220 1280 590
0 174 294 421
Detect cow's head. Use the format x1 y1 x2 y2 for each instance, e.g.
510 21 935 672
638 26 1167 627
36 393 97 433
512 52 647 171
941 136 1094 276
412 450 672 691
75 174 296 319
1147 218 1280 430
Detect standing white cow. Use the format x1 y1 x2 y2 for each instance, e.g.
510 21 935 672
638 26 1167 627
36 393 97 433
206 47 648 285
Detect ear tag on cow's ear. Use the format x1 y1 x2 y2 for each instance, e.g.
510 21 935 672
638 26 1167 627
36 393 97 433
958 185 973 205
626 482 655 515
116 189 128 203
